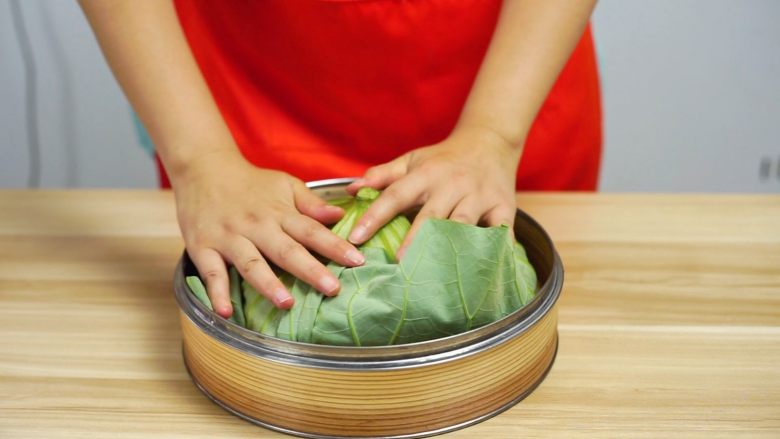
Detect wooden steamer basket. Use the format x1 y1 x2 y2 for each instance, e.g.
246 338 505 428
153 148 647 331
174 178 563 438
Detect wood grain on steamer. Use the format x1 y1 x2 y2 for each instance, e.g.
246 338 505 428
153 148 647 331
181 309 558 436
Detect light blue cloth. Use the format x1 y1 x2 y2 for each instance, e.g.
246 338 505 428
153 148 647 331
131 111 155 158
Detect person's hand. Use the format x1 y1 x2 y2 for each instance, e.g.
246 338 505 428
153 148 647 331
173 151 365 318
346 125 521 259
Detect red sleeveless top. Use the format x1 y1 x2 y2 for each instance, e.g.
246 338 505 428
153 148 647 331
166 0 601 190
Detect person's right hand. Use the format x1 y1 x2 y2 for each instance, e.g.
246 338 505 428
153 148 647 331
172 151 365 318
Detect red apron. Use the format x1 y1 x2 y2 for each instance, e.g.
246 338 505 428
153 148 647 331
163 0 602 191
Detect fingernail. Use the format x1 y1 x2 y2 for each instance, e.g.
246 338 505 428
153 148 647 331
349 224 368 244
273 289 293 307
350 178 365 187
319 276 340 296
345 248 365 265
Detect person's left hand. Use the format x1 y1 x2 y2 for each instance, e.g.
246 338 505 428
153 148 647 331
346 124 522 259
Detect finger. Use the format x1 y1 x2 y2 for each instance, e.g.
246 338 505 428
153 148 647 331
483 203 517 237
293 181 344 224
449 196 483 225
397 193 459 260
348 175 423 245
346 155 409 193
256 226 341 297
223 237 294 309
280 214 365 266
189 247 233 318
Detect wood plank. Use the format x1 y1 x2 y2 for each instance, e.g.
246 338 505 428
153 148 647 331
556 241 780 326
0 190 178 237
517 193 780 244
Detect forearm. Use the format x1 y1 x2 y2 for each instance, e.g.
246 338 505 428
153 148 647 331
79 0 239 183
458 0 597 148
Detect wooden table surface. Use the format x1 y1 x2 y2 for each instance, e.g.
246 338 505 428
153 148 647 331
1 191 779 438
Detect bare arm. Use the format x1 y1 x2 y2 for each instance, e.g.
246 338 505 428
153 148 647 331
79 0 235 179
349 0 597 255
459 0 597 146
80 0 363 315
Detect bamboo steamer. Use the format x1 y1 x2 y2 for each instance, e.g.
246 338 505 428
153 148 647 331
174 178 563 439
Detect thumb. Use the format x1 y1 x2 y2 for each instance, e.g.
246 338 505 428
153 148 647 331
347 154 410 194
